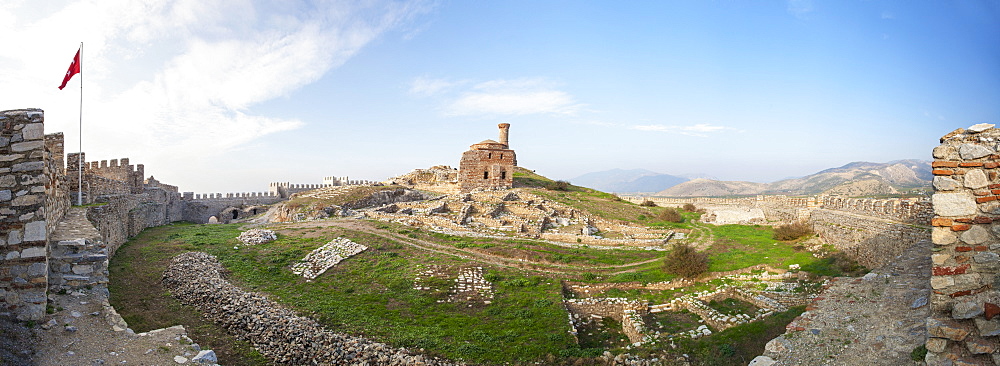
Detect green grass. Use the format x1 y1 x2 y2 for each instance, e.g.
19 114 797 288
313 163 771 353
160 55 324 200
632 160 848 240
704 225 819 272
111 222 576 365
668 305 806 366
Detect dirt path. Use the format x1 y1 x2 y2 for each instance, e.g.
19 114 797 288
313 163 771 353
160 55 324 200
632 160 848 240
757 240 931 366
33 207 217 366
275 219 664 275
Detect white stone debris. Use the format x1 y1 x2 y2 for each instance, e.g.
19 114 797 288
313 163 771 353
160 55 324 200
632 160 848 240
236 229 277 245
290 237 367 279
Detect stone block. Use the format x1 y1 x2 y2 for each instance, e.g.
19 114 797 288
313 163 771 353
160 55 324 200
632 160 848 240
927 318 970 341
22 221 45 242
974 252 999 264
974 318 1000 337
933 192 978 217
931 276 955 289
953 300 984 319
969 123 995 132
26 263 45 277
10 140 42 152
960 143 994 160
934 176 962 191
933 254 951 265
965 169 990 189
965 337 995 354
11 194 39 206
960 225 991 245
926 337 948 353
21 123 43 140
934 145 958 159
71 265 93 275
20 246 44 258
933 227 958 245
7 229 21 245
11 161 43 172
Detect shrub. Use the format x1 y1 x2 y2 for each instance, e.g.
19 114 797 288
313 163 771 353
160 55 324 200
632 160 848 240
657 208 683 223
544 180 570 191
682 203 697 212
773 222 814 241
663 243 709 278
640 200 657 207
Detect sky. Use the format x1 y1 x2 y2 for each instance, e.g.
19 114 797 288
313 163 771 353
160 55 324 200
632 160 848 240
0 0 998 194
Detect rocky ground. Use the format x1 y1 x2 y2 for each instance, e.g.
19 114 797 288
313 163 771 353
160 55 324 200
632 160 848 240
32 288 218 366
754 240 932 366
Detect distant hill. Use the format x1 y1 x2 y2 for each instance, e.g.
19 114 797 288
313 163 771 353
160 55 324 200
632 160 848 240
570 169 688 193
655 160 931 197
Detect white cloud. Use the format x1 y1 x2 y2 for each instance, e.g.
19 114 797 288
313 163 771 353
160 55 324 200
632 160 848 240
786 0 814 18
0 0 432 162
438 78 582 116
409 76 465 96
630 123 733 137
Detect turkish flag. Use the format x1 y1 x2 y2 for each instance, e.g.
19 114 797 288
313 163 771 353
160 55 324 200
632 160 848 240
58 48 81 90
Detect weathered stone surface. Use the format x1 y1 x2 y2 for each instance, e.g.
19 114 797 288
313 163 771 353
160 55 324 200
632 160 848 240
959 143 994 159
953 301 984 319
10 140 43 153
964 169 989 189
931 276 955 289
10 194 39 206
23 221 45 242
925 337 948 353
748 356 776 366
934 145 958 159
933 192 978 217
974 318 1000 337
933 176 962 191
974 252 999 264
191 350 217 364
21 123 43 140
960 225 991 245
10 161 43 173
932 254 951 265
933 227 958 245
765 336 790 353
928 318 970 341
20 246 44 258
964 337 995 354
968 123 995 133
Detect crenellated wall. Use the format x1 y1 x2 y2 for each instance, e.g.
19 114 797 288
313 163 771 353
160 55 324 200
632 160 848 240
925 123 1000 365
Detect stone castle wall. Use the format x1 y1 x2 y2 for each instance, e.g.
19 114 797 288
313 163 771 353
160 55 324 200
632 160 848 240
810 209 930 268
0 109 62 320
925 124 1000 365
625 194 933 267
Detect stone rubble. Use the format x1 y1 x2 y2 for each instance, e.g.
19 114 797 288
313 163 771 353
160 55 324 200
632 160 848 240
162 251 460 365
236 228 277 246
289 237 367 280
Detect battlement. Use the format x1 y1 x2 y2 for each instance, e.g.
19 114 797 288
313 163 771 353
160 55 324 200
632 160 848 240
269 177 379 199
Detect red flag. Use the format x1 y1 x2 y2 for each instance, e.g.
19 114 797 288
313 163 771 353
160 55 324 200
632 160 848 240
58 48 81 90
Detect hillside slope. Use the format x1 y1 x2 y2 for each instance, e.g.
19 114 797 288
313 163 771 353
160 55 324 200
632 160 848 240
655 160 930 197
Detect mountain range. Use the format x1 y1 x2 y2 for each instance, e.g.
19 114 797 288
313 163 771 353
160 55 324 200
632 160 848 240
570 160 932 197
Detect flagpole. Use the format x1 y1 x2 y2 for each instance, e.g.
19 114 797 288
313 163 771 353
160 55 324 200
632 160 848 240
77 42 83 206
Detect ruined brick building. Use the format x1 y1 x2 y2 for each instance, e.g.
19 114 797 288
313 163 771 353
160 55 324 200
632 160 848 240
459 123 517 193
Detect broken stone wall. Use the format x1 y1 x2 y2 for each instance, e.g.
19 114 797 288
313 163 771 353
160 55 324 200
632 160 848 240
0 109 51 320
809 209 930 268
86 189 182 253
926 124 1000 365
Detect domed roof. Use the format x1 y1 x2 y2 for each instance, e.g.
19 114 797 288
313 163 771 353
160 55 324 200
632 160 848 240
470 139 508 150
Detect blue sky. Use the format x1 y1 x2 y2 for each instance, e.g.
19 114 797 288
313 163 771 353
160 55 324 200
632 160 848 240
1 1 997 193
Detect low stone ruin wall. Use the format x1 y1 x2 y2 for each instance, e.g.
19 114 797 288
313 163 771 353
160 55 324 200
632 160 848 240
809 209 930 269
162 252 458 366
